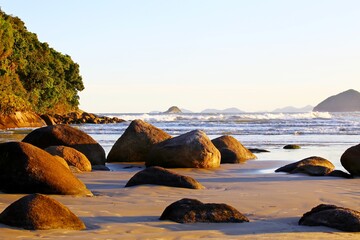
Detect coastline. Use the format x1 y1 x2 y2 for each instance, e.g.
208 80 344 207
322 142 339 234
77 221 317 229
0 160 359 239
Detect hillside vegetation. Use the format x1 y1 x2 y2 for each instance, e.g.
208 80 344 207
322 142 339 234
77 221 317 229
0 9 84 115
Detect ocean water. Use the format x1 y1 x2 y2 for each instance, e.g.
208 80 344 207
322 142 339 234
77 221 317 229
1 111 360 172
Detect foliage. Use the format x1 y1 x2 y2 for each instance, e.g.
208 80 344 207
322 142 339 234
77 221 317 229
0 9 84 115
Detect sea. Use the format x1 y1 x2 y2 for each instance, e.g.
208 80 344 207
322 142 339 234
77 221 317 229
1 111 360 172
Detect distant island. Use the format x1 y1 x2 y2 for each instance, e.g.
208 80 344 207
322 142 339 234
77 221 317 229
201 108 244 114
313 89 360 112
272 105 313 113
164 106 182 114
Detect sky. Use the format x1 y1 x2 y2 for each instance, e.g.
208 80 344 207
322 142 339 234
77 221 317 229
1 0 359 113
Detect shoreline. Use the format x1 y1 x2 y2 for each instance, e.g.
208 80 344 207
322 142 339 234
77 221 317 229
0 161 359 239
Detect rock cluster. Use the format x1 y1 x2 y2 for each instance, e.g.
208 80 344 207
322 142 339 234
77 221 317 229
41 111 124 125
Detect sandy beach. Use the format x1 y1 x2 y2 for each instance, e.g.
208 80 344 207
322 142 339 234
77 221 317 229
0 159 359 240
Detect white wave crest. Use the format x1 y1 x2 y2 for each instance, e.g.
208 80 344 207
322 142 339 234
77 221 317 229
104 111 332 122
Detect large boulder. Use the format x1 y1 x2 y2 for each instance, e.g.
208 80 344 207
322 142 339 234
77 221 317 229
0 111 46 129
211 135 256 163
299 204 360 232
160 198 249 223
125 166 204 189
45 145 92 172
340 144 360 176
145 130 220 168
0 194 86 230
22 124 106 166
0 142 92 196
275 156 335 176
107 119 171 162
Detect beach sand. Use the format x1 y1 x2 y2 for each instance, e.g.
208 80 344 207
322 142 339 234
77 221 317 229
0 160 359 239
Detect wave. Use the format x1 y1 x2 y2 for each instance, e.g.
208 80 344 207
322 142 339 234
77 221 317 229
104 111 332 122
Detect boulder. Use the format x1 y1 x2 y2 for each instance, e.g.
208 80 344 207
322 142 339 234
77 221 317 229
125 166 204 189
0 111 46 130
275 156 335 176
0 194 86 230
212 135 256 163
299 204 360 232
45 146 92 172
160 198 249 223
22 124 106 166
283 144 301 149
340 144 360 176
146 130 220 168
107 119 171 162
0 142 92 196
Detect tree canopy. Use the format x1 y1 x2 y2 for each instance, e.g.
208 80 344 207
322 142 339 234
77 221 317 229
0 9 84 115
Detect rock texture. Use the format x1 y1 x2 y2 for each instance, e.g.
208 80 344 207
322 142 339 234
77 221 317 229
0 111 46 130
340 144 360 176
125 166 204 189
146 130 220 168
275 156 335 176
313 89 360 112
0 194 86 230
22 124 106 166
160 198 249 223
0 142 91 196
299 204 360 232
107 119 171 162
45 145 92 172
212 135 256 163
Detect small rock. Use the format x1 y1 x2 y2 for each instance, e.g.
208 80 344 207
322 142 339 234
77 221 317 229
275 156 335 176
125 166 204 189
0 194 86 230
299 204 360 232
283 144 301 149
160 198 249 223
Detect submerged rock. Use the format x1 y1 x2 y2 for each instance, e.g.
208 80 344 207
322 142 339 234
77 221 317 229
0 142 91 196
283 144 301 149
125 166 204 189
107 119 171 163
0 194 86 230
146 130 220 168
299 204 360 232
22 124 106 166
340 144 360 176
160 198 249 223
212 135 256 163
275 156 334 176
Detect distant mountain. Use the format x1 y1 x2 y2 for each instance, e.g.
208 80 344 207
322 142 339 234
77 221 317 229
180 108 193 113
313 89 360 112
272 105 313 113
201 108 245 113
164 106 182 114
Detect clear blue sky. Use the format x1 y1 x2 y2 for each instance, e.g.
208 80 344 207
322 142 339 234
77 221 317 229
1 0 359 113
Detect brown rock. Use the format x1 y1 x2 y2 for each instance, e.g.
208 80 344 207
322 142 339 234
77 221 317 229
45 146 92 172
0 111 46 129
283 144 301 149
299 204 360 232
146 130 220 168
160 198 249 223
0 142 92 196
0 194 86 230
125 166 204 189
107 119 171 162
212 135 257 163
340 144 360 176
22 124 106 166
275 156 335 176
